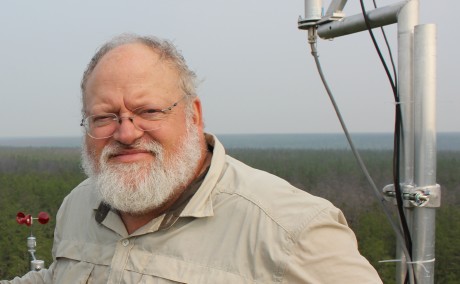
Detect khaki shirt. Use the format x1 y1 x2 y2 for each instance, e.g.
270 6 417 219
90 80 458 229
3 134 382 283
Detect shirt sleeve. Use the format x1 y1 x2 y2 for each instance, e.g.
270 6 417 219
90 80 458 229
282 206 383 284
0 262 54 284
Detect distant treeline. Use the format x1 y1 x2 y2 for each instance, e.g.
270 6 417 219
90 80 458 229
0 147 458 283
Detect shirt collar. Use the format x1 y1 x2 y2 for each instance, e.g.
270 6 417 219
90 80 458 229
179 133 225 218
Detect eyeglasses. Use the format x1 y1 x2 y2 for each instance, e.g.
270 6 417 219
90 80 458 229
81 96 186 139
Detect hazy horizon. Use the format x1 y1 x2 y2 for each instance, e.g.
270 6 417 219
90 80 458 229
1 132 459 151
1 130 460 140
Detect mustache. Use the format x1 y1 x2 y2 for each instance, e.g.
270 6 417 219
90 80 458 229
100 139 164 162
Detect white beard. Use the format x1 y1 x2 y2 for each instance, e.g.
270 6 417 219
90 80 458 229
82 123 203 215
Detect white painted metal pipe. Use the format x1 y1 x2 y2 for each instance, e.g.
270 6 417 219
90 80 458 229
413 23 437 284
396 2 418 282
317 2 405 39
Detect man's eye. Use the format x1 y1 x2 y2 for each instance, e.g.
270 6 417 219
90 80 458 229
91 115 115 126
137 108 164 120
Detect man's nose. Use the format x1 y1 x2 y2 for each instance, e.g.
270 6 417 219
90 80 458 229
112 116 144 145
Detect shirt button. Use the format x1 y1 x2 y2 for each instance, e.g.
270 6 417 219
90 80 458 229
122 239 130 247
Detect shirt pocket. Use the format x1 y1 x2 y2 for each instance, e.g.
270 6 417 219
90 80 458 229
135 254 256 284
53 240 110 284
53 260 95 284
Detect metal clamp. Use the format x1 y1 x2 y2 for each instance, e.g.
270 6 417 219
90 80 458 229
383 183 441 208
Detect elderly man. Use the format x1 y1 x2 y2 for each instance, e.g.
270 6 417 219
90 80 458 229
2 34 382 283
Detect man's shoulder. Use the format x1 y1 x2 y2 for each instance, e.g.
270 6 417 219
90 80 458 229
219 154 330 205
215 155 337 234
60 178 98 211
54 178 100 237
65 178 93 197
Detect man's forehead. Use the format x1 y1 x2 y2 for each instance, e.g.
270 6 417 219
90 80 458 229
86 44 178 89
96 43 163 71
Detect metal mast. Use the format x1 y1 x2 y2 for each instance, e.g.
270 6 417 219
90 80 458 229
298 1 440 283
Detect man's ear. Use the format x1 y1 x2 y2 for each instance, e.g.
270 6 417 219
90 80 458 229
191 97 204 129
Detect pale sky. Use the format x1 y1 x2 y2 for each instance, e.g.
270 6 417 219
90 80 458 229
0 0 458 138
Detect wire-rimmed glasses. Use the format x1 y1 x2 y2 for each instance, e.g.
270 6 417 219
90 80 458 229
81 96 186 139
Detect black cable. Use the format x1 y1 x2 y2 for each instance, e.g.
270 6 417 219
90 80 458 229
359 1 415 283
359 0 397 96
372 0 398 85
360 0 410 249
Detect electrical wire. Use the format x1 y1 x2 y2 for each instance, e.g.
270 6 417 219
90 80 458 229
306 26 415 284
372 0 398 85
359 0 397 95
359 1 415 283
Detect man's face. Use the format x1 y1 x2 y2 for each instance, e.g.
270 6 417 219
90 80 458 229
82 43 204 214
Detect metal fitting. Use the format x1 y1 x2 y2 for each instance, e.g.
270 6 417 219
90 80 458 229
382 183 441 208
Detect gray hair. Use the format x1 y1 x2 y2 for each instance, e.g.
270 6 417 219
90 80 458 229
81 34 198 118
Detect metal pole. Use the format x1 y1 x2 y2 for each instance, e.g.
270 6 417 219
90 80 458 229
397 0 418 184
396 1 418 283
300 1 439 283
317 2 404 39
413 24 438 284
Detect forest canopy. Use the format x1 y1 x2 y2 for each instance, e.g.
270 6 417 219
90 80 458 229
0 147 458 283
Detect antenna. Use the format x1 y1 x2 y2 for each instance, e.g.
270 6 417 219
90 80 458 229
298 1 439 283
16 211 50 272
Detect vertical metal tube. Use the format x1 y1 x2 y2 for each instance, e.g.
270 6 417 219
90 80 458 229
398 0 418 185
413 24 437 284
396 1 419 283
304 0 323 22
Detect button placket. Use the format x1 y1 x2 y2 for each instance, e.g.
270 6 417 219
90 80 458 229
107 238 135 283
